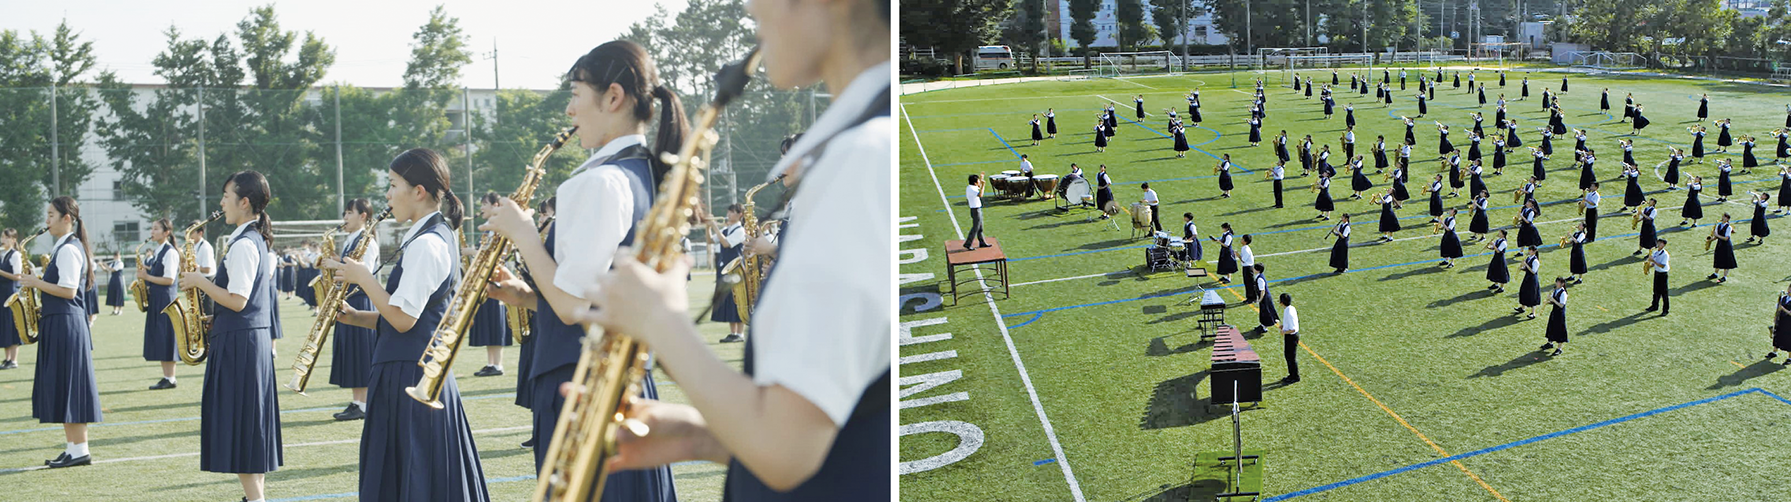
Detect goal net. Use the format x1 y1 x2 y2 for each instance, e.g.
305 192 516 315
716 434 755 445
1097 51 1177 77
1570 51 1646 71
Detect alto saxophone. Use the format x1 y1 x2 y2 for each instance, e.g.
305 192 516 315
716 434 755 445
307 223 346 302
164 211 223 365
720 174 785 323
405 127 579 408
128 239 154 312
287 208 392 394
505 217 555 345
4 228 47 344
534 47 761 502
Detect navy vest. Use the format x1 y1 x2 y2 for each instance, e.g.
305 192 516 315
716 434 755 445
529 145 655 380
0 249 17 298
147 242 177 306
40 237 86 316
211 226 273 333
723 85 892 501
374 215 458 365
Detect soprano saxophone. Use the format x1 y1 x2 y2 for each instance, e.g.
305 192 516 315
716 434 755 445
164 211 223 365
4 228 47 344
405 127 579 408
534 47 760 501
307 223 347 302
506 216 555 345
287 207 392 394
720 173 784 323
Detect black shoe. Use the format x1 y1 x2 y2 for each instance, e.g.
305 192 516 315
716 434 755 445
1766 352 1778 360
473 365 504 377
1280 376 1301 384
1718 277 1727 283
149 378 176 390
1549 349 1562 356
521 437 536 448
1493 286 1505 294
0 359 14 370
719 334 745 343
1708 273 1719 280
1527 313 1536 320
1540 343 1555 350
332 404 366 421
45 453 90 468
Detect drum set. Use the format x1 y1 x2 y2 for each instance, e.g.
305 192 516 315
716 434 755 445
1144 230 1189 272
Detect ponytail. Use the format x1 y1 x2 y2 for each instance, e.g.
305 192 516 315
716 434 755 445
224 171 275 242
650 84 689 189
76 216 93 290
255 213 274 242
441 187 464 230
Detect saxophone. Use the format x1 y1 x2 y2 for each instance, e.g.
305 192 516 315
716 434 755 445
505 216 555 345
720 174 785 323
405 127 578 408
534 47 760 502
4 228 47 344
128 239 154 312
286 208 392 394
164 211 223 365
307 223 346 302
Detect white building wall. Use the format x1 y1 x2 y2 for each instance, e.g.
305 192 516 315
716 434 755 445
1057 0 1229 49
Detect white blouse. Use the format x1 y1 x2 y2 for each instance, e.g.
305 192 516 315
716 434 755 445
220 221 262 299
388 212 457 318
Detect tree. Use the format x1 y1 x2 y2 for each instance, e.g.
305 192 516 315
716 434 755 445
1151 0 1197 52
0 21 104 233
95 27 215 229
403 6 472 90
901 0 1014 73
223 5 336 221
1068 0 1099 54
1002 0 1048 71
1114 0 1150 51
1210 0 1315 52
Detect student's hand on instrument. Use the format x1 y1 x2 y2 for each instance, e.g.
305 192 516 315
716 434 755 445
747 236 778 258
134 267 149 280
577 250 692 347
177 272 206 291
478 198 535 241
336 303 359 323
321 257 370 288
605 397 728 469
485 267 533 306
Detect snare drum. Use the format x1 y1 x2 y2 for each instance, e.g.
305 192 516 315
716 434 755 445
1033 174 1060 196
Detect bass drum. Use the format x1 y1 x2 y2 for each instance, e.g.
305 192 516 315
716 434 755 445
1056 176 1092 210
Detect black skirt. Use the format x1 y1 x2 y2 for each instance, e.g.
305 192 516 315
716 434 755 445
1715 238 1738 269
1315 188 1334 212
1518 222 1543 248
1392 181 1410 201
1775 312 1791 350
1429 192 1444 217
1218 171 1234 191
1468 143 1482 161
1697 101 1708 119
1719 171 1733 197
1258 295 1280 328
1520 270 1541 306
1191 107 1202 123
1136 102 1145 119
1470 174 1487 199
1031 124 1043 141
1693 137 1705 158
1718 129 1732 147
468 298 514 346
360 362 490 501
330 294 377 388
200 327 283 474
1379 204 1401 233
1639 219 1657 249
1047 116 1057 134
1625 177 1645 207
105 271 124 307
1470 209 1491 234
1217 245 1239 275
1329 237 1350 269
1682 191 1703 220
1533 157 1546 181
1439 137 1453 155
1094 133 1107 148
1375 150 1389 169
1579 163 1596 191
1634 114 1651 130
1754 205 1773 237
32 314 102 424
1546 306 1568 343
1441 231 1464 258
1175 133 1190 152
1571 243 1588 274
1486 252 1510 284
1352 171 1372 192
1249 126 1261 143
1450 168 1465 189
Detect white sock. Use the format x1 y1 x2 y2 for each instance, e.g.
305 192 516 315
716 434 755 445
165 376 176 383
352 401 365 410
68 442 88 457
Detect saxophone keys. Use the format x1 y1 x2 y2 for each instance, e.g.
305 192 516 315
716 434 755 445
659 152 681 165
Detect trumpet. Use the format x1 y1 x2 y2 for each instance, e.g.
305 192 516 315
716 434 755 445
534 47 760 502
4 228 48 344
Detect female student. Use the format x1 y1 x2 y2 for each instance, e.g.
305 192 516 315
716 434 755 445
19 197 103 468
139 218 180 390
0 229 22 369
328 199 381 422
103 252 125 315
325 153 489 501
178 171 285 502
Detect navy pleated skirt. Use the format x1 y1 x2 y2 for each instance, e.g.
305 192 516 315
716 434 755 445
200 326 283 473
296 269 318 307
32 314 102 424
329 294 376 388
468 299 512 347
360 361 490 502
142 296 176 362
0 301 20 347
83 287 98 317
711 289 744 323
105 272 125 307
529 365 676 501
514 335 534 408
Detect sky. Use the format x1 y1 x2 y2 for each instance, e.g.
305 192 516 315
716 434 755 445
1 0 694 90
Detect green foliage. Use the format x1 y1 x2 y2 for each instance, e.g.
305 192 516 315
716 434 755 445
1114 0 1150 52
0 20 103 233
1068 0 1099 54
903 0 1016 72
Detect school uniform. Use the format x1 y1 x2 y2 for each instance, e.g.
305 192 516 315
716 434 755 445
1647 248 1671 313
1682 183 1704 221
104 260 125 307
1217 160 1233 191
1624 170 1645 208
199 221 284 474
1350 161 1372 193
1719 163 1734 199
1181 221 1203 262
1583 192 1601 242
1216 232 1238 276
529 135 677 501
1692 131 1706 159
1638 206 1659 251
1378 195 1401 234
1095 171 1114 211
1175 124 1191 154
1545 287 1569 344
1045 112 1057 135
1440 217 1464 259
358 212 491 501
1270 166 1285 208
329 229 380 389
1517 207 1543 247
1314 177 1334 213
710 223 747 324
1773 294 1791 351
1254 273 1278 329
1328 222 1351 270
1753 198 1773 239
1713 222 1738 270
1665 155 1682 186
1030 119 1043 142
467 243 514 350
1470 197 1492 235
0 249 20 347
1391 170 1410 201
1486 238 1511 285
1143 189 1161 232
1093 124 1108 149
142 242 179 362
1519 254 1542 308
1428 180 1445 218
1697 97 1709 120
31 233 102 425
1239 245 1257 301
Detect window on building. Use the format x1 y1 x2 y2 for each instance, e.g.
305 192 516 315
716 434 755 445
113 221 140 245
1195 26 1208 39
112 180 124 201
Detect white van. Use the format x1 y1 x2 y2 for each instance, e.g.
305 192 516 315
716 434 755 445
974 45 1015 71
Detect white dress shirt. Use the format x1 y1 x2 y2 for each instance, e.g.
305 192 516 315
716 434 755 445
156 243 180 280
193 239 216 278
554 134 649 303
341 229 382 273
1584 192 1601 208
1652 249 1671 273
1281 305 1300 333
1019 159 1033 175
4 250 19 276
388 212 457 318
1239 245 1255 267
50 232 85 290
220 221 263 299
750 61 892 426
1142 189 1159 206
719 223 745 248
966 185 983 209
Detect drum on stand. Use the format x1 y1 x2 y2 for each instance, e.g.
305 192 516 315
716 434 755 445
1000 170 1025 198
988 174 1011 197
1033 174 1059 199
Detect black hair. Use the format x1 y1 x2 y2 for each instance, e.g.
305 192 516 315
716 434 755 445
388 148 465 230
1021 154 1028 159
48 196 94 290
1242 234 1253 245
968 174 979 185
152 217 172 240
224 171 275 242
1254 263 1265 273
0 228 13 243
1141 182 1150 190
779 133 803 155
1183 212 1193 220
345 198 373 218
727 203 744 215
567 40 689 188
1657 238 1667 245
1278 293 1292 306
539 196 557 213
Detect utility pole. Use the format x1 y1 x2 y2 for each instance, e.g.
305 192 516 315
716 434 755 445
335 88 344 212
50 83 60 197
464 86 473 238
198 86 207 221
1306 0 1312 47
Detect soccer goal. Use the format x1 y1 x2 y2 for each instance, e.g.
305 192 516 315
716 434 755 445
1097 51 1177 76
1571 51 1647 71
1256 47 1329 85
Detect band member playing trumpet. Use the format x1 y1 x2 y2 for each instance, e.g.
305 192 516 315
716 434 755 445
1373 189 1401 242
1485 229 1512 294
1635 198 1659 255
177 172 285 501
18 197 103 468
1565 223 1588 284
1513 246 1543 319
1438 208 1463 268
1539 276 1570 356
137 219 180 389
705 204 750 341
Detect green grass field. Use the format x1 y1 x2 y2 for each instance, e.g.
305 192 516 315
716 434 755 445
0 274 736 501
898 68 1791 501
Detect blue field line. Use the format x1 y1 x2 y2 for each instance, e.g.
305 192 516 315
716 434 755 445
1266 387 1791 501
1034 458 1059 466
0 393 519 436
989 127 1022 160
1112 112 1254 174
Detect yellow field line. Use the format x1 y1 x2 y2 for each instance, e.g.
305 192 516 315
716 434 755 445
1731 360 1746 368
1222 287 1510 501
